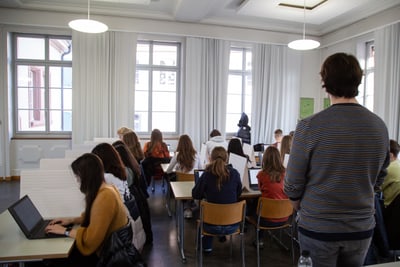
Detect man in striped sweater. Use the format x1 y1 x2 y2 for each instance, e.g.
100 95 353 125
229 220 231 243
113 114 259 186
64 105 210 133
284 53 390 267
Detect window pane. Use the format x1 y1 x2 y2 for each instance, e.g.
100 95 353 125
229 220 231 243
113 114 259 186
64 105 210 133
134 112 148 132
17 109 46 131
227 75 242 94
229 50 243 70
49 39 72 61
153 45 177 66
226 113 241 133
135 91 149 111
17 87 45 109
226 94 242 113
137 43 149 65
17 65 45 87
136 70 149 91
152 112 176 132
152 91 176 112
246 51 252 71
17 37 45 60
153 71 176 92
49 66 72 88
63 89 72 109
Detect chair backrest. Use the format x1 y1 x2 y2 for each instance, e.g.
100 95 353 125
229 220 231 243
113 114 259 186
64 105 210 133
200 200 246 226
176 172 195 181
257 197 293 220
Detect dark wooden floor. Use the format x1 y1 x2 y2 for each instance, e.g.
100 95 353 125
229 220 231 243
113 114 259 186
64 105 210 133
0 180 298 267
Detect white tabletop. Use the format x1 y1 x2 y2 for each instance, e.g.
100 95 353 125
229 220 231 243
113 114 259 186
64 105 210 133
0 210 75 262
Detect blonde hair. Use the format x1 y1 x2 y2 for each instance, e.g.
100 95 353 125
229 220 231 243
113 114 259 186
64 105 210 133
205 147 229 191
122 131 144 162
117 127 132 137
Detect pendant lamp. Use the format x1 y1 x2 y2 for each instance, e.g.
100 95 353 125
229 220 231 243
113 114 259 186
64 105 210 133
68 0 108 34
288 0 320 50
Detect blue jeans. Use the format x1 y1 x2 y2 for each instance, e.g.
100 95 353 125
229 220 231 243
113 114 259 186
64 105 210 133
257 218 286 238
201 223 239 250
299 232 372 267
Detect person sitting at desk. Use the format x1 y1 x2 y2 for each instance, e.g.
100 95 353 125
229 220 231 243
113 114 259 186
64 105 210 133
253 146 288 248
166 134 202 218
192 146 242 253
45 153 130 266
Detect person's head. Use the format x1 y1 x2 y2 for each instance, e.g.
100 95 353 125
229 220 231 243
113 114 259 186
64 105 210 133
91 143 127 181
150 129 163 143
274 129 283 142
117 126 132 139
320 53 362 98
209 129 221 138
122 131 144 161
112 140 140 176
206 146 229 191
71 153 104 226
262 146 285 183
389 139 400 161
176 134 197 172
227 138 245 157
280 135 293 162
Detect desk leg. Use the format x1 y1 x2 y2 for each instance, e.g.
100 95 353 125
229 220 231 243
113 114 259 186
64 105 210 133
176 199 186 262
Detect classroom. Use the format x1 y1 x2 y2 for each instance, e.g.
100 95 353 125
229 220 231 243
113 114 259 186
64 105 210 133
0 0 399 266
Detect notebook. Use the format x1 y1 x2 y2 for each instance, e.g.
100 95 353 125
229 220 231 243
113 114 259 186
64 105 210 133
228 153 248 188
248 168 260 190
194 169 205 184
8 195 67 239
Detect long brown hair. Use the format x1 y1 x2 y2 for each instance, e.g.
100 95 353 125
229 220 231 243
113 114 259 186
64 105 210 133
71 153 104 227
280 135 292 163
205 146 229 191
176 134 197 172
91 143 127 181
112 140 141 177
145 129 166 157
262 146 285 183
122 131 144 162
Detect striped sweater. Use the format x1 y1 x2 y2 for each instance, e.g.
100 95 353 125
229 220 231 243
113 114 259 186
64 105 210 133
284 103 390 241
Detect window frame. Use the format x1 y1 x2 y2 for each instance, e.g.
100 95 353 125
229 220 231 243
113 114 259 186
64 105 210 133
225 46 252 134
357 41 374 111
135 40 181 136
12 33 72 138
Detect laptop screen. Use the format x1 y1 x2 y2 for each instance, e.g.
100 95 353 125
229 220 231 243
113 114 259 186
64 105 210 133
8 195 43 233
248 168 260 189
194 169 204 184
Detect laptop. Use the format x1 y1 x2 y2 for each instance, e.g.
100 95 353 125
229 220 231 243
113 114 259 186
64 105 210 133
8 195 66 239
194 169 205 184
248 168 260 191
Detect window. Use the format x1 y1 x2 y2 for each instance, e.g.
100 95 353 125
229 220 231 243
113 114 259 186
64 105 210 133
13 34 72 134
135 41 180 134
357 41 374 111
225 47 252 133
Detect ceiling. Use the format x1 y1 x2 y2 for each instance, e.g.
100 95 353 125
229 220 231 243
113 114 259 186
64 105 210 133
1 0 400 36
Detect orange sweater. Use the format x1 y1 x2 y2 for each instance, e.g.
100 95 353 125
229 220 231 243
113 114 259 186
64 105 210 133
143 141 170 158
75 184 128 256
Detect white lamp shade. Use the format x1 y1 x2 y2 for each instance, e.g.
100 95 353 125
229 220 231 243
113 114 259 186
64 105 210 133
68 19 108 33
288 39 320 50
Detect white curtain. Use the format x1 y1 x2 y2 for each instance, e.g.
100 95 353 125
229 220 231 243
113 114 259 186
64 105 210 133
72 31 137 145
251 44 301 145
182 37 230 150
374 22 400 141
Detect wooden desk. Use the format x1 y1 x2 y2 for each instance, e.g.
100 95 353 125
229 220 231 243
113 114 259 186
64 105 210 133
0 211 74 265
170 181 261 262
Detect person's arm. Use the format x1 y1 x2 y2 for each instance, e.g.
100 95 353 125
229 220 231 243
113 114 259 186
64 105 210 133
166 153 178 173
192 173 206 200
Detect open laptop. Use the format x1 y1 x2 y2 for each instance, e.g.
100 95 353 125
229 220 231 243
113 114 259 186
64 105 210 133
194 169 205 184
248 168 260 191
8 195 66 239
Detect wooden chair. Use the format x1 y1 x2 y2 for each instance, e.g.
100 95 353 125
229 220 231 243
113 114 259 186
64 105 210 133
246 197 295 267
197 200 246 267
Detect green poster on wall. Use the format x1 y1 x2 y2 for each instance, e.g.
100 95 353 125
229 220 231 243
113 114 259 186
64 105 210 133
324 97 331 109
300 97 314 119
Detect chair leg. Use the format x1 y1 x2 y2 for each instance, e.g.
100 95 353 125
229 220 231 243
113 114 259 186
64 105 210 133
256 228 260 267
199 234 203 267
241 234 245 267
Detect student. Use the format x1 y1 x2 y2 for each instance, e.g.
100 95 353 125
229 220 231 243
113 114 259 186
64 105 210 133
112 140 141 188
91 143 130 200
279 135 292 167
166 134 202 218
382 139 400 248
284 53 390 266
117 126 133 139
123 131 145 164
205 129 228 163
254 146 288 248
271 129 283 150
192 147 242 253
45 153 129 266
227 138 251 167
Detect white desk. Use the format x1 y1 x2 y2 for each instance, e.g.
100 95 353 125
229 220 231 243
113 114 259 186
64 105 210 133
0 211 74 265
170 181 261 262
